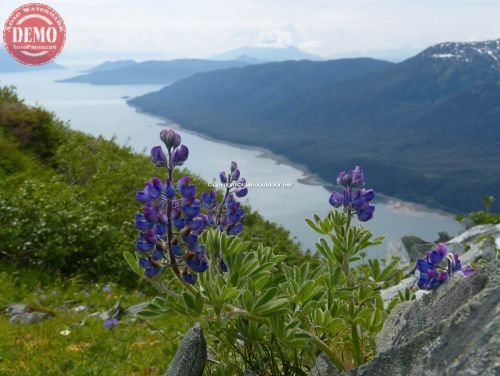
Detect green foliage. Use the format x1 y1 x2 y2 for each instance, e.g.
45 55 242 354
456 211 500 226
481 195 496 213
137 210 401 374
0 268 180 375
0 86 305 286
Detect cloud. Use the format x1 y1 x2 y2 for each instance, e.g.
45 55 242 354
255 30 294 48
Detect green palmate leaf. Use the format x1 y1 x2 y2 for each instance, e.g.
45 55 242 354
254 287 278 308
135 309 167 318
149 296 168 311
378 263 397 282
123 251 142 276
357 286 375 305
369 259 381 279
183 292 197 311
351 324 364 366
305 218 324 234
252 297 290 316
220 286 240 302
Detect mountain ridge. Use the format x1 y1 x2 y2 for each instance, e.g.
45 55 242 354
57 58 254 85
128 39 500 213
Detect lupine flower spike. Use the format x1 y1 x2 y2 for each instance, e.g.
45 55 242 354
416 242 474 290
329 165 375 222
133 129 248 284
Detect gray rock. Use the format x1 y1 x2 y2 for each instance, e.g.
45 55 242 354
9 311 52 325
98 311 110 321
400 236 434 262
342 261 500 376
386 239 411 266
6 303 28 316
243 371 258 376
165 323 207 376
460 217 475 230
448 223 500 249
310 352 340 376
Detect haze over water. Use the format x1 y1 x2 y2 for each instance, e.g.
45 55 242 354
0 67 463 255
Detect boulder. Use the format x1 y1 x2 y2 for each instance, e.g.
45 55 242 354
310 352 340 376
6 303 28 316
342 261 500 376
165 323 207 376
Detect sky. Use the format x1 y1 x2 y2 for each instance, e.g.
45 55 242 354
1 0 500 61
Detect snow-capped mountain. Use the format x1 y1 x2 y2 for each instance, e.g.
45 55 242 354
419 39 500 66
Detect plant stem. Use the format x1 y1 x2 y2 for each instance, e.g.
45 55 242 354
297 329 344 371
166 149 182 282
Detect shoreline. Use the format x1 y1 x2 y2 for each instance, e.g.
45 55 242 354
129 103 458 220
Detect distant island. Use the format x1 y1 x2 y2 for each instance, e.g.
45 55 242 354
128 39 500 214
57 58 254 85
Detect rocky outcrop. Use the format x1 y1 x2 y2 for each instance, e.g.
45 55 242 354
343 260 499 376
165 323 207 376
382 224 499 302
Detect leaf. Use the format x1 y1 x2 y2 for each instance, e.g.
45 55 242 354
305 218 324 234
253 297 289 316
136 309 166 319
123 251 142 276
182 292 197 311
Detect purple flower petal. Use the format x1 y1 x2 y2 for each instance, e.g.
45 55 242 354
235 187 248 198
329 191 343 208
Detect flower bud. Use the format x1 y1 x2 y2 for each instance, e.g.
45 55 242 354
160 129 181 150
231 168 240 181
219 171 228 184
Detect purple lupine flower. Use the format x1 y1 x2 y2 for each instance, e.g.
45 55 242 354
134 129 250 284
329 166 375 221
103 318 119 329
186 252 209 273
462 266 475 276
172 145 189 166
220 260 228 273
202 189 217 208
182 271 197 285
139 257 161 278
416 243 474 290
102 284 112 294
151 146 167 167
329 191 343 208
235 187 248 198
